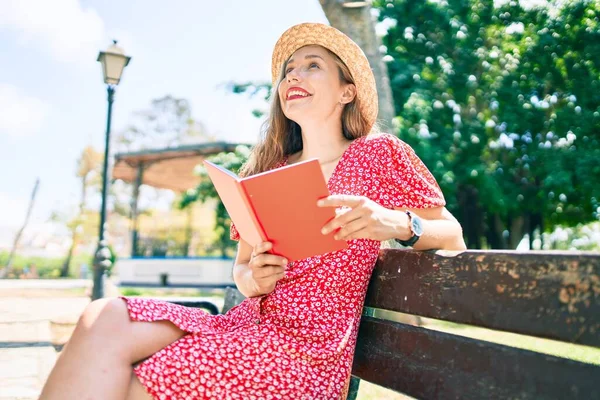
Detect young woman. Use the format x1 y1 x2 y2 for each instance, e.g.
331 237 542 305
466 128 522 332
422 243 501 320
40 23 466 400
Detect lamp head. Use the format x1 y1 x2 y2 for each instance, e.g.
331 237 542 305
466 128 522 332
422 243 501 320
97 40 131 85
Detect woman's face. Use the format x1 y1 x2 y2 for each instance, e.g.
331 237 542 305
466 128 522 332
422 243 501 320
277 45 354 126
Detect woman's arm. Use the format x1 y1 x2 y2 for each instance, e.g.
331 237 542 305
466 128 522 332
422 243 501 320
396 206 466 251
232 239 259 298
318 196 466 251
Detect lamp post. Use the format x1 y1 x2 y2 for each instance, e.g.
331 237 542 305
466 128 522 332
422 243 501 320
93 40 131 300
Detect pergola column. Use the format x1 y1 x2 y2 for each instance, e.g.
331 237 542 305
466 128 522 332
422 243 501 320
130 162 144 256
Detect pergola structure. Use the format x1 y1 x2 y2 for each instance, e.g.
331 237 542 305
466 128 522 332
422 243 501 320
112 141 247 255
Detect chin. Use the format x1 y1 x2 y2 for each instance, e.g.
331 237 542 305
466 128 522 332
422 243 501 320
283 110 302 124
284 108 321 125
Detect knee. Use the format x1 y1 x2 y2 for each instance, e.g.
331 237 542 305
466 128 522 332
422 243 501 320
77 298 130 336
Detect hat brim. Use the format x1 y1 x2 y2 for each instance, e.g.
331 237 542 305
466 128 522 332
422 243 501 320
271 23 378 133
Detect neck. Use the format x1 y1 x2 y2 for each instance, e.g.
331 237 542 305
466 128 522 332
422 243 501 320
294 117 350 163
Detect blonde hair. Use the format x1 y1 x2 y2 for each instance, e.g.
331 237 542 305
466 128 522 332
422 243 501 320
239 47 375 177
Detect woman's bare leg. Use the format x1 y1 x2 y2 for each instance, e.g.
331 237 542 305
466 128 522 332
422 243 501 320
39 298 186 400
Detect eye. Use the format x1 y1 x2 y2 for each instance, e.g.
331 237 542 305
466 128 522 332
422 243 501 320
285 66 294 74
309 62 320 69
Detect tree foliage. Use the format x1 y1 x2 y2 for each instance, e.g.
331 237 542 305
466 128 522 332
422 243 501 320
116 95 213 151
50 146 103 276
179 146 251 257
112 95 217 256
374 0 600 248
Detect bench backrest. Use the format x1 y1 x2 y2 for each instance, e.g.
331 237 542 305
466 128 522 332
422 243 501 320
352 249 600 399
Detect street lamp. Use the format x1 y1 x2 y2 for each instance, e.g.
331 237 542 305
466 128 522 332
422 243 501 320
93 40 131 300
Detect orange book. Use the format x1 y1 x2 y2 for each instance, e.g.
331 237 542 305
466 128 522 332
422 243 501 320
203 159 347 261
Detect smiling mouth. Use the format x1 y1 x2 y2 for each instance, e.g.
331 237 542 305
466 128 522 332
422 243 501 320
287 90 312 101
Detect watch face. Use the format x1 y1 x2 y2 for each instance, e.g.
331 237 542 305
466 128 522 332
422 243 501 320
411 215 424 236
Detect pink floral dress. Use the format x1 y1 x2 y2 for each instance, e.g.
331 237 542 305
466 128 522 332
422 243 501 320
122 133 445 399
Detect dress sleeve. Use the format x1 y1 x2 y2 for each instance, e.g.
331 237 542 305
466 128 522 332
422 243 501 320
379 134 446 209
230 222 240 241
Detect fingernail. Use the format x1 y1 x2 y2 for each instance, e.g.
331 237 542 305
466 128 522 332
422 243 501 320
317 200 324 206
321 228 328 235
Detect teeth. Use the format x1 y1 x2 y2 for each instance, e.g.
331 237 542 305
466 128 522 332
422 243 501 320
288 90 310 99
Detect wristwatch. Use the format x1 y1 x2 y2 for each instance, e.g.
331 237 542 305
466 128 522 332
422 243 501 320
394 211 423 247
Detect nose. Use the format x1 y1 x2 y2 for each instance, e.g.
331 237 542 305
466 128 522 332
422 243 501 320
286 68 301 83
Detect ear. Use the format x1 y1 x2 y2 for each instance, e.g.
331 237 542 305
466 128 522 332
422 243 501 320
340 84 357 105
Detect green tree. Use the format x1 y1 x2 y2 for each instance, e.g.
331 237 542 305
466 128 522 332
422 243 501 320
0 179 40 278
374 0 600 248
116 95 213 151
59 146 103 277
115 95 216 256
179 146 251 257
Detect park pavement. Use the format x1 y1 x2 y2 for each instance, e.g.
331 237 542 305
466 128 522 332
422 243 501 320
0 279 93 400
0 279 225 400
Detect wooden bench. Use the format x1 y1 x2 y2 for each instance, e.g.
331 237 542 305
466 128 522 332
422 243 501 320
347 249 600 399
178 249 600 399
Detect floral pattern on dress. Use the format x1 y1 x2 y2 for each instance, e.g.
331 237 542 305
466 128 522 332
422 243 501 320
123 133 445 400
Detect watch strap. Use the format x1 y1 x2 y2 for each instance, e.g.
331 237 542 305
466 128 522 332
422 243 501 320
394 211 421 247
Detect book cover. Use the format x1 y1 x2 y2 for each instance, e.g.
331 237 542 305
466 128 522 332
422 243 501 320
204 159 347 261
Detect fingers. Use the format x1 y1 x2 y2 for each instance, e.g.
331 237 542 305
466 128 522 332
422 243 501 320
249 242 287 295
334 218 368 240
252 265 286 280
318 195 371 236
335 207 352 217
253 268 285 295
249 242 288 269
317 195 365 208
321 207 363 235
252 254 288 269
251 241 273 257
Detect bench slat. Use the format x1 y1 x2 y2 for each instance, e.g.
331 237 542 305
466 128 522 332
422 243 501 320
168 300 219 315
365 250 600 347
352 316 600 400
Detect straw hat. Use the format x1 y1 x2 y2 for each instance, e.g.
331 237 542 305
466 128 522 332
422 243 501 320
271 23 378 132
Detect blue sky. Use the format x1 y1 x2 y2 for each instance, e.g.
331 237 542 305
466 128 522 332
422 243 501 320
0 0 328 244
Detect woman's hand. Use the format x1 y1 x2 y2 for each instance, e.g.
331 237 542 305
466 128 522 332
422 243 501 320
317 195 409 242
248 242 288 295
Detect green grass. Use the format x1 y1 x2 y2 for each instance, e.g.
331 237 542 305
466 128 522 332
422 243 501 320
373 309 600 365
357 381 412 399
0 251 94 278
353 310 600 399
423 317 600 365
119 286 225 299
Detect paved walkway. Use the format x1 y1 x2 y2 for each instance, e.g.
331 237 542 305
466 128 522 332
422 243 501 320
0 279 90 291
0 278 111 399
0 279 224 400
0 295 90 400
